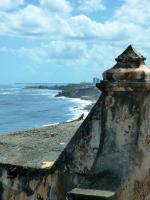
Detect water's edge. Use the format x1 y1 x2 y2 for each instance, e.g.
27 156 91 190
0 84 93 135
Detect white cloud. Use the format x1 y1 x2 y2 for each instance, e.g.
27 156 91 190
39 0 72 15
78 0 106 13
0 3 75 37
19 41 86 63
0 5 48 36
0 0 148 43
68 15 140 42
0 0 24 10
12 5 51 35
0 0 150 67
115 0 150 25
2 0 150 84
0 0 149 42
17 40 122 74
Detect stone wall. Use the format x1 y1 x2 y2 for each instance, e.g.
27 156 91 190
52 96 102 174
116 93 150 200
0 163 51 199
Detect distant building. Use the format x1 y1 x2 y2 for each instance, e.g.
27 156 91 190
93 77 100 84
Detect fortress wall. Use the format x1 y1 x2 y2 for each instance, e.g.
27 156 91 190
91 91 145 190
0 163 51 200
52 95 102 174
50 45 150 199
116 93 150 200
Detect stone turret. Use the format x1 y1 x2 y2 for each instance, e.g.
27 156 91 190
93 45 150 199
115 44 146 67
97 44 150 91
58 45 150 200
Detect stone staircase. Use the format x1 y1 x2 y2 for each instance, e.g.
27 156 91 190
66 188 116 200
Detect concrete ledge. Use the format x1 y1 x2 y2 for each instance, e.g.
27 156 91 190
67 188 116 200
97 81 150 91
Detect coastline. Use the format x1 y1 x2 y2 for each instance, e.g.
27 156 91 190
0 83 98 135
59 96 94 119
0 95 93 135
23 82 99 122
0 96 91 137
40 96 93 128
0 85 96 170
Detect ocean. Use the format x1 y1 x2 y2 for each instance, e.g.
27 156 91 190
0 84 91 135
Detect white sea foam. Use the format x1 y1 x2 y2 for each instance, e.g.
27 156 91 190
43 122 60 127
28 90 60 99
0 91 20 95
58 96 92 114
67 98 93 121
42 96 92 127
57 96 69 99
36 89 60 97
0 86 21 95
9 87 20 91
0 92 11 95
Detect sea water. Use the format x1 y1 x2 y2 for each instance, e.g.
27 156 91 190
0 84 91 135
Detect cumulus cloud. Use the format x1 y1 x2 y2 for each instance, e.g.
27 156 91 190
0 2 75 37
39 0 72 15
15 5 49 34
0 4 73 37
0 0 148 43
1 0 150 69
68 14 140 42
0 5 50 36
19 41 87 63
115 0 150 25
0 0 24 11
17 39 122 74
78 0 106 13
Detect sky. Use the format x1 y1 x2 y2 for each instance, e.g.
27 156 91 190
0 0 150 84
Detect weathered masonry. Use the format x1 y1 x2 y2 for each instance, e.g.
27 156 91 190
0 45 150 199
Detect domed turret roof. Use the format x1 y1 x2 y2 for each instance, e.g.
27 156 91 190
115 44 146 65
103 45 150 82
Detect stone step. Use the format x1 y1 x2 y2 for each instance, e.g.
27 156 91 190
67 188 116 200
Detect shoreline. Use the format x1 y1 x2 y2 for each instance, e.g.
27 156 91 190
0 84 96 168
0 84 97 135
0 97 92 136
42 95 94 128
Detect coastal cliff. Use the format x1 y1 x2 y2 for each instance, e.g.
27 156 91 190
24 83 100 101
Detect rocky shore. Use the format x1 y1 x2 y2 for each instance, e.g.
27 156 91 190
0 120 82 168
0 83 100 169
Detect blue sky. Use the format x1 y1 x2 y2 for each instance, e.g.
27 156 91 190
0 0 150 84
